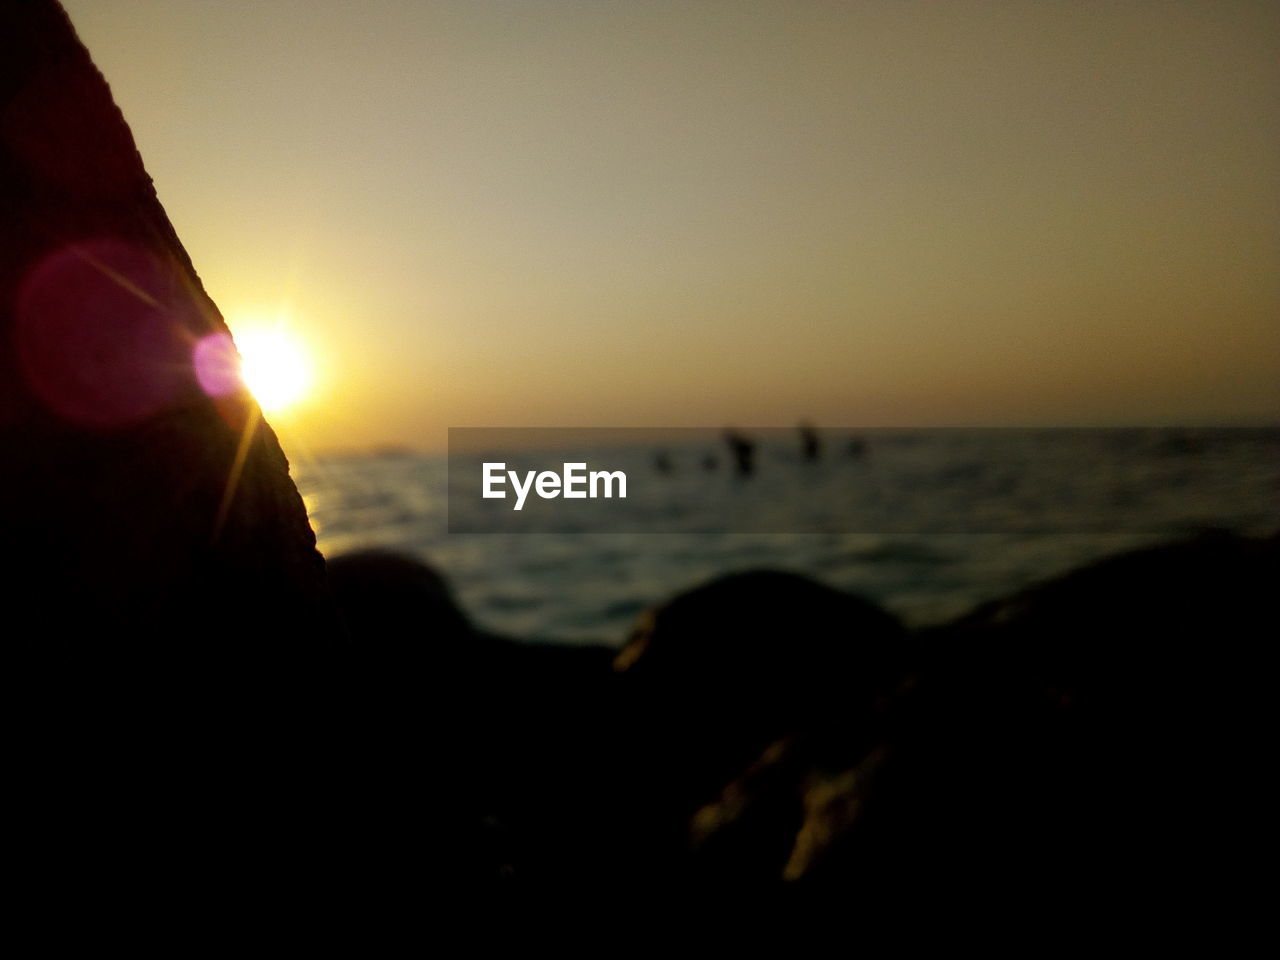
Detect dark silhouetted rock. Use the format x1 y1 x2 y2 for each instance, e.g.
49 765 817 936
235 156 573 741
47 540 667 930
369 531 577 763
1 2 331 656
328 548 473 646
1 0 340 903
658 532 1276 905
616 570 907 770
612 570 909 874
325 548 623 885
779 532 1277 908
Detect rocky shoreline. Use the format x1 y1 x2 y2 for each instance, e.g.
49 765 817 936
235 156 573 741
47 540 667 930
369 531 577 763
326 529 1276 895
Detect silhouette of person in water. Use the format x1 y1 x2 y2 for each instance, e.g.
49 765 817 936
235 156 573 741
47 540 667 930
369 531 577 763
723 430 756 477
798 421 821 461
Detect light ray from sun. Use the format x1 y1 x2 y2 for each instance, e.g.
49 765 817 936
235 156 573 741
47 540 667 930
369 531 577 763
212 407 260 543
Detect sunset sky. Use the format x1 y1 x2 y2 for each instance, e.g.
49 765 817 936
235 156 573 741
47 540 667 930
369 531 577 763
59 0 1279 452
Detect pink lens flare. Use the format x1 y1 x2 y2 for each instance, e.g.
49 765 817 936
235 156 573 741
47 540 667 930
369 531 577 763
16 239 199 428
193 332 244 398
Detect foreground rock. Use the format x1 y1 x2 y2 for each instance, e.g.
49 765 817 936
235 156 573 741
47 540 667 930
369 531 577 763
327 548 623 883
611 569 909 877
326 532 1276 902
3 1 340 900
693 531 1278 906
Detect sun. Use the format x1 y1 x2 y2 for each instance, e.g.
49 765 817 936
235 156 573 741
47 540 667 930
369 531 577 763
231 324 313 414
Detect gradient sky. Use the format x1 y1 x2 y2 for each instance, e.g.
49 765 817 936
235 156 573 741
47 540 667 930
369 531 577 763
59 0 1279 451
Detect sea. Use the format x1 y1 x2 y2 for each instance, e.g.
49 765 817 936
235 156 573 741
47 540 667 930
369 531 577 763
292 427 1279 646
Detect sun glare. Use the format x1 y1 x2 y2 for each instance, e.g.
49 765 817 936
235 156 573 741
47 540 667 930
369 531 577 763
232 325 312 414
